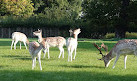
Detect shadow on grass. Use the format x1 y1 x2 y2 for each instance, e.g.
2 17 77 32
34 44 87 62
0 41 29 46
55 65 105 69
2 55 31 60
0 39 37 46
2 54 58 61
0 70 137 81
0 65 9 69
0 41 12 46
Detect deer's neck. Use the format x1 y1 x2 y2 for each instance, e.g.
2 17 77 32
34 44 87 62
74 34 78 40
37 45 43 51
38 34 43 43
105 49 115 60
34 45 43 54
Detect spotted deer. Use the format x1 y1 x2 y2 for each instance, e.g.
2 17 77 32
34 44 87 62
11 32 29 50
29 41 43 70
67 28 81 61
93 39 137 69
33 29 66 59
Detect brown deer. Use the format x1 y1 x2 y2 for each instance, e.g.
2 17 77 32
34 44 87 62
28 41 44 70
33 29 66 59
93 39 137 69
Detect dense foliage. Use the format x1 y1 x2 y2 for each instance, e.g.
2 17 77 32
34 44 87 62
0 0 82 29
82 0 137 38
0 0 137 38
0 0 34 17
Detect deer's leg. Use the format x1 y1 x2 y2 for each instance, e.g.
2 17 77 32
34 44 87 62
34 57 36 67
73 47 77 60
112 54 120 69
23 42 27 49
58 47 62 58
68 47 70 62
14 40 18 49
43 49 46 58
62 48 64 58
20 42 21 49
11 40 14 50
58 46 64 58
38 51 42 70
124 55 127 69
47 47 50 59
70 47 74 61
32 57 35 70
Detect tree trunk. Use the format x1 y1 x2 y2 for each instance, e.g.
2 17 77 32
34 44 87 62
115 0 130 38
115 27 126 38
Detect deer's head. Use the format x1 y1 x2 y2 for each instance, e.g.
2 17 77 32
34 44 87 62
33 29 42 36
69 29 73 36
93 43 110 67
73 28 81 35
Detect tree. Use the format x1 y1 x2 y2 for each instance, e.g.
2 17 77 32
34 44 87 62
0 0 34 17
32 0 82 23
115 0 130 38
0 0 83 30
82 0 119 38
82 0 137 38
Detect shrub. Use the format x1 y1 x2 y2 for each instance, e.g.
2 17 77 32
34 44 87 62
105 33 115 39
105 32 137 39
0 16 74 28
125 32 137 38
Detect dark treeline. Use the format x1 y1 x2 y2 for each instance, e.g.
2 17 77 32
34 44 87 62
0 0 137 38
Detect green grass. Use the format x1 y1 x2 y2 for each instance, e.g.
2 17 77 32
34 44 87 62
1 38 137 81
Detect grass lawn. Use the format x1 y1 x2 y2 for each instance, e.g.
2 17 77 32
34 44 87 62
1 38 137 81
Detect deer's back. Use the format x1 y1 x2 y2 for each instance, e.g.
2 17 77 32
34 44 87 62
43 37 66 47
113 39 137 55
12 32 27 41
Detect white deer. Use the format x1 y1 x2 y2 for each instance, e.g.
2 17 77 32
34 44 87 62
29 41 43 70
11 32 29 50
69 29 73 37
93 39 137 69
67 28 81 61
33 29 66 59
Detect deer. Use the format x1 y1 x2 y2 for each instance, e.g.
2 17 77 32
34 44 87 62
93 39 137 69
28 41 44 70
11 32 29 50
33 29 66 59
69 29 73 37
66 28 81 62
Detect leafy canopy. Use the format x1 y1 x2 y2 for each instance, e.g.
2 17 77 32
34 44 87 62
0 0 34 17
